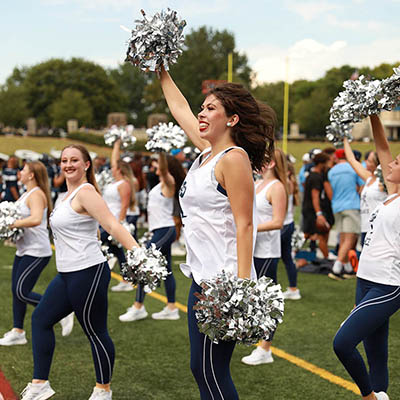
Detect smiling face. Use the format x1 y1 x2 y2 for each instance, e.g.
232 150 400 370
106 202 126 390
60 147 89 183
19 164 33 185
387 154 400 184
197 94 230 141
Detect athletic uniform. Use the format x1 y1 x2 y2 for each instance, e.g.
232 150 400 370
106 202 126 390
359 177 387 246
280 194 297 288
136 182 176 303
101 180 126 269
333 193 400 396
12 187 52 330
180 146 257 400
31 183 114 384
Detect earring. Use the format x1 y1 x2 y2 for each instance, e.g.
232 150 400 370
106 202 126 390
227 122 232 127
85 168 88 171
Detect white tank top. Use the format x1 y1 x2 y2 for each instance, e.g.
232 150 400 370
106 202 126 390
179 146 257 284
253 180 281 258
360 177 387 233
50 183 106 272
103 180 124 220
15 187 52 258
147 182 175 231
357 194 400 286
283 194 294 225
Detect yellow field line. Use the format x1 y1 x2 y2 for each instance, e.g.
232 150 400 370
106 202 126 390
110 271 359 395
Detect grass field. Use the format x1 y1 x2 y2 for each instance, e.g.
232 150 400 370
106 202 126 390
1 241 400 399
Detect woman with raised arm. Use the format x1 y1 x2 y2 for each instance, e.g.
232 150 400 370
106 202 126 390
343 137 386 247
160 69 274 399
20 145 139 400
118 151 186 322
0 161 72 346
333 114 400 400
103 139 137 292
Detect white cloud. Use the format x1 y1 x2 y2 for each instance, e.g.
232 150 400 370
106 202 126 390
285 0 340 21
246 38 400 84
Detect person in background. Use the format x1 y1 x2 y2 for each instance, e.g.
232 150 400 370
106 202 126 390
3 156 20 202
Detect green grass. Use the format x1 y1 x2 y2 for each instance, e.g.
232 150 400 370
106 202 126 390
1 242 400 399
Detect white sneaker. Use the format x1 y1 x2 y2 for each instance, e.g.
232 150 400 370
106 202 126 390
119 306 148 322
152 306 180 320
111 281 133 292
328 252 337 260
0 329 27 346
241 347 274 365
375 392 390 400
88 387 112 400
20 381 55 400
59 312 74 337
282 288 302 300
171 242 186 256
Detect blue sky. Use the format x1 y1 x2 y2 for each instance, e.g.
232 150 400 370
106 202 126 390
1 0 399 85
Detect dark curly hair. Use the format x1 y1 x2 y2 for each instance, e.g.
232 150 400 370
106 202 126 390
208 83 275 171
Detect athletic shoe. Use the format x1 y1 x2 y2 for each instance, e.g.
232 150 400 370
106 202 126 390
59 312 74 337
348 249 359 272
375 392 390 400
327 252 337 260
111 281 133 292
20 381 55 400
152 306 180 320
282 288 302 300
241 347 274 365
119 306 148 322
0 329 27 346
328 271 344 281
88 387 112 400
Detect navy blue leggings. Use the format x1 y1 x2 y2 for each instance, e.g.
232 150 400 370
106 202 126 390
126 215 139 240
136 226 176 303
188 280 238 400
12 255 51 329
32 263 115 384
280 222 297 287
100 227 126 272
253 257 279 284
333 277 400 396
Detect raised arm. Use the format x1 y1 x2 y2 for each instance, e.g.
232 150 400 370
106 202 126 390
343 138 372 181
370 115 397 194
160 69 209 151
111 139 121 169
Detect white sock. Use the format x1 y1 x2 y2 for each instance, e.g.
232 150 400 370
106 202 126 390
343 262 353 273
332 261 343 274
32 381 47 388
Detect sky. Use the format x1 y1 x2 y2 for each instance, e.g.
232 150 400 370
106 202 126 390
1 0 400 85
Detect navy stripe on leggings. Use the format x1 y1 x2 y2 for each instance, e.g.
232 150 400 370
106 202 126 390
136 226 176 303
188 280 238 400
12 255 50 329
32 262 115 384
333 277 400 396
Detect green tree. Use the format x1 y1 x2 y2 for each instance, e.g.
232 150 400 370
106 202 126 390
22 58 120 127
49 89 93 128
0 84 29 127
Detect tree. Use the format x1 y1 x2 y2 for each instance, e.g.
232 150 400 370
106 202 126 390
22 58 120 127
0 84 29 127
49 89 93 128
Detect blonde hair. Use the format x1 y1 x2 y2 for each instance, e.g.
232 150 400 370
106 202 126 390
272 148 289 210
27 161 53 219
117 160 136 209
287 161 299 206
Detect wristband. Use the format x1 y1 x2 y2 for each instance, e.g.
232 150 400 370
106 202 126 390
316 211 323 216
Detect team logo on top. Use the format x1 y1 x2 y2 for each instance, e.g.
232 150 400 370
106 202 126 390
179 180 187 198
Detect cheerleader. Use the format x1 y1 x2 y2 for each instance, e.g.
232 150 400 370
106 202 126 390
0 161 73 346
20 145 139 400
102 139 137 292
333 115 400 400
241 148 288 365
160 68 274 399
118 151 185 322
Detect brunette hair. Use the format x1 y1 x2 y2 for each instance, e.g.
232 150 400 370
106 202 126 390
166 155 186 200
314 152 330 166
61 144 101 194
116 160 136 209
27 161 53 219
272 149 289 207
287 161 299 207
209 83 275 171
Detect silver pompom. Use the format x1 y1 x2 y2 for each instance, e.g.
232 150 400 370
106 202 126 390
291 225 306 253
138 231 154 247
95 168 113 193
374 165 388 193
145 122 187 152
122 244 169 293
104 125 137 149
107 221 136 248
325 121 354 147
194 271 284 345
125 8 186 73
101 243 113 262
0 201 24 242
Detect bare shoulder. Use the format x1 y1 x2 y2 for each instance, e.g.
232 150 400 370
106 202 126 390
220 148 251 170
76 184 99 200
29 188 47 205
